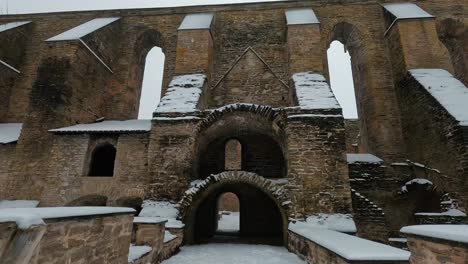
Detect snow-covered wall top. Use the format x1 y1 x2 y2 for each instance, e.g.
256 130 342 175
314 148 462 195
346 153 383 164
293 214 357 233
410 69 468 126
0 207 135 229
178 13 214 30
49 120 151 134
0 123 23 144
289 224 410 261
401 224 468 244
154 74 206 115
285 9 319 25
382 3 433 19
138 200 184 228
0 21 31 33
46 17 120 41
292 72 341 110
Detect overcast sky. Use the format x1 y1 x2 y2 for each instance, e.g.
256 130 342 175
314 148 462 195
0 0 357 119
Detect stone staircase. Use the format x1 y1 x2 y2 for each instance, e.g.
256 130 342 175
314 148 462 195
351 189 389 243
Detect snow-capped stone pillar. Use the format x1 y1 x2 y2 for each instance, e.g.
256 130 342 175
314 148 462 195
383 3 453 78
175 13 214 76
285 9 323 75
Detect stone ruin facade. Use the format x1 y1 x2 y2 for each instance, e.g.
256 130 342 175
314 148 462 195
0 0 467 262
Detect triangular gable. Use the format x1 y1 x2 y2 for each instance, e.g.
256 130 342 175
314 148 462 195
211 47 289 91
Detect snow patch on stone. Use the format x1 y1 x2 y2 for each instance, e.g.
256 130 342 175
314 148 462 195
347 153 383 164
155 74 206 114
164 230 177 243
217 212 240 232
133 216 167 224
285 9 319 25
49 120 151 133
161 243 306 264
289 224 410 261
0 200 39 209
0 123 23 144
400 178 433 193
410 69 468 126
47 17 120 41
128 244 152 264
139 200 184 228
292 72 341 110
401 224 468 244
383 3 433 19
178 13 214 30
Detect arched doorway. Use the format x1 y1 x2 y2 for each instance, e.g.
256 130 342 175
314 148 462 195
195 105 287 180
180 171 289 246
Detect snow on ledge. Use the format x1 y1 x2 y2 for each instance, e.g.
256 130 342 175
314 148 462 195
346 153 383 164
285 9 319 25
292 72 341 110
128 244 152 264
139 200 185 228
382 3 433 20
0 21 31 33
0 123 23 144
0 207 135 229
0 200 39 209
289 224 410 261
49 120 151 134
294 214 357 233
401 225 468 244
133 216 168 224
410 69 468 126
178 13 214 30
154 74 206 115
415 209 466 217
47 17 120 41
164 230 177 243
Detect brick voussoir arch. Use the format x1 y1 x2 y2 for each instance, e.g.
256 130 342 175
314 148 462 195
177 171 291 220
197 103 285 133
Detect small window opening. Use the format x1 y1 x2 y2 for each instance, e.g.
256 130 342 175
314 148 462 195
225 139 242 170
88 143 116 177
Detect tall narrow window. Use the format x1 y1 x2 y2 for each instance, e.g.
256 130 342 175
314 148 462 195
88 143 116 177
327 40 358 119
225 139 242 170
138 47 165 119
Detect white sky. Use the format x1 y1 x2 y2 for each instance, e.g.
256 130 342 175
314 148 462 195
0 0 357 119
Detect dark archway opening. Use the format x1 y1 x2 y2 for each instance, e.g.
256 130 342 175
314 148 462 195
199 134 286 179
193 182 283 245
115 196 144 214
88 143 116 177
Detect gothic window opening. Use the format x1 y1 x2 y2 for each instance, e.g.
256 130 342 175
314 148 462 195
138 46 165 119
88 143 116 177
327 40 358 119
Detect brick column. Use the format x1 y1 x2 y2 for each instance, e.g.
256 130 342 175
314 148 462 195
383 3 453 79
175 13 214 76
286 9 324 75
